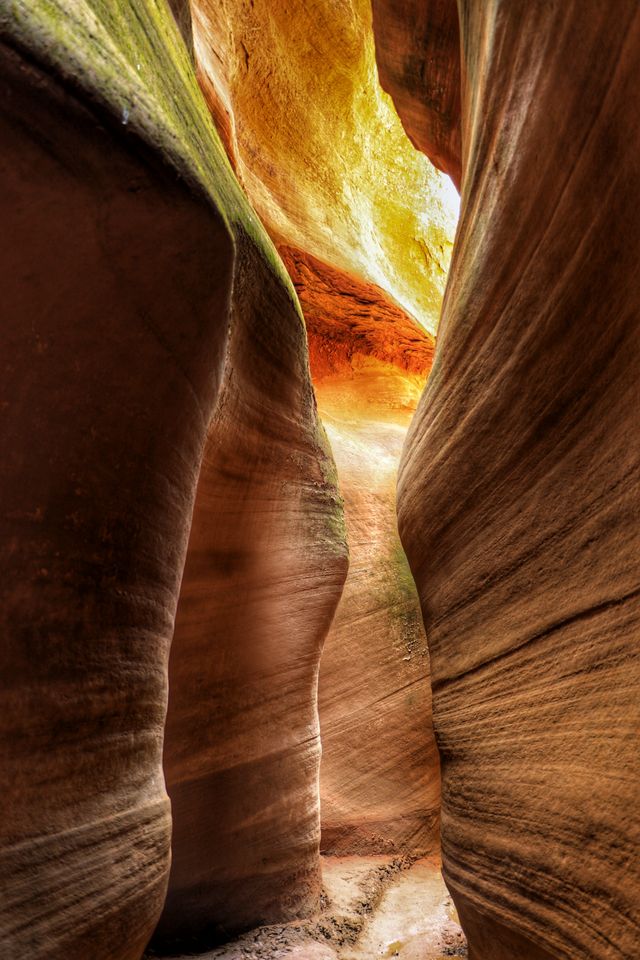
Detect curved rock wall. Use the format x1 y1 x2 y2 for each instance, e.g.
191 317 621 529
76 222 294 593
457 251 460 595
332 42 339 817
390 2 640 958
0 34 231 960
280 248 442 854
188 1 458 860
1 0 346 956
155 236 348 947
314 364 441 855
281 247 435 381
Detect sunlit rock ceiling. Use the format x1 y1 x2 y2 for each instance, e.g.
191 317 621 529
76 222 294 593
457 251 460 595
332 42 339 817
190 0 458 336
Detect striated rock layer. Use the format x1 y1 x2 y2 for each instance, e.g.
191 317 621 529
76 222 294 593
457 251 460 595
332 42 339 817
280 247 435 381
156 239 348 946
0 37 225 960
189 0 456 859
390 2 640 958
281 243 441 853
1 0 346 956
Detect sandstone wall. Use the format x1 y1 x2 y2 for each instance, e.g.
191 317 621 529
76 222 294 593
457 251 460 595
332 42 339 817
280 247 442 853
1 1 346 955
385 2 640 958
314 363 441 856
372 0 461 187
189 0 455 337
155 235 348 947
0 34 229 960
188 0 458 858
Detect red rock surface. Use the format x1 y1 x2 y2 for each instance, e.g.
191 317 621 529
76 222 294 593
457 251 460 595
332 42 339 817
187 0 453 871
281 247 441 855
372 0 462 187
315 365 441 856
155 237 348 947
281 247 435 379
388 3 640 958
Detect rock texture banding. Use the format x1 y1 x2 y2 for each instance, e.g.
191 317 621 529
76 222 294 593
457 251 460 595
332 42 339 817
167 0 194 57
387 2 640 958
156 238 348 947
0 35 230 960
188 0 458 859
280 247 435 381
1 1 346 956
280 248 441 853
314 364 441 856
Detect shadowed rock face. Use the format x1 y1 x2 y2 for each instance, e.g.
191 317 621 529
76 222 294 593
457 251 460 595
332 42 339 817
167 0 194 57
371 0 461 187
0 41 232 960
387 2 640 958
1 0 346 955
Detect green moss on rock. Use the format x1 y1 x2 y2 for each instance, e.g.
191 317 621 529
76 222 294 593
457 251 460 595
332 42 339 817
1 0 294 292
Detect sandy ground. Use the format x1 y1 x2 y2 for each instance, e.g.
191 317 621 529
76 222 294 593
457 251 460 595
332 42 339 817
149 855 467 960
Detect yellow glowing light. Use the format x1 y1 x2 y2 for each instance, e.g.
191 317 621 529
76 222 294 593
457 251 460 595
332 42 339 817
191 0 459 336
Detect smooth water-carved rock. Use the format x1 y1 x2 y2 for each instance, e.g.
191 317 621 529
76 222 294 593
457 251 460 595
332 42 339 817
0 32 231 960
389 2 640 958
155 238 348 947
281 249 441 853
188 1 457 861
1 1 346 956
315 364 441 856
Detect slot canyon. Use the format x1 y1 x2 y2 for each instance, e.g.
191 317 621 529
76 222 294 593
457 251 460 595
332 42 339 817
0 2 638 960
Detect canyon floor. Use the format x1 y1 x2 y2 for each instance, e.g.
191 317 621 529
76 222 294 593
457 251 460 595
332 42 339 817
149 856 467 960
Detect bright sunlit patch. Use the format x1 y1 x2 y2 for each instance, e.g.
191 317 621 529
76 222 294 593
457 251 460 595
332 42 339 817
434 171 461 231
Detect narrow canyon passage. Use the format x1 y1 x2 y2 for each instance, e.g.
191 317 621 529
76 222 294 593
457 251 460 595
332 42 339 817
149 313 467 960
3 0 461 954
145 2 462 955
4 1 638 959
316 365 439 857
151 857 465 960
